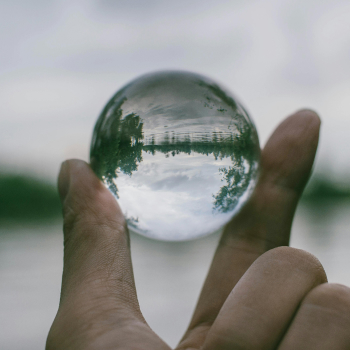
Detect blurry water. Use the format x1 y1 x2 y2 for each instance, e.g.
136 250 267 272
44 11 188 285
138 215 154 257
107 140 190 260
0 224 63 350
1 204 350 349
291 203 350 285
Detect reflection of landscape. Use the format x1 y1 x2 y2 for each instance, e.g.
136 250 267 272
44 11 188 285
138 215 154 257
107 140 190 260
90 72 261 225
90 109 259 214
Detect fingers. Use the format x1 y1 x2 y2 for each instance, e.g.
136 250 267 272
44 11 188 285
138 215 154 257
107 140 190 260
178 110 321 349
202 247 327 350
278 283 350 350
57 159 141 318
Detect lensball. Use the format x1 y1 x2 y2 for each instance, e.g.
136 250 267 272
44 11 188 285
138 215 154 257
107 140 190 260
90 71 260 241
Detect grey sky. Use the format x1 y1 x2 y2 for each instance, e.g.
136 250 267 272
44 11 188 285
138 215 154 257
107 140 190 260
1 0 350 180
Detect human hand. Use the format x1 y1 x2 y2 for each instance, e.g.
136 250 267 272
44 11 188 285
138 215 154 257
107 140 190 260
47 110 350 350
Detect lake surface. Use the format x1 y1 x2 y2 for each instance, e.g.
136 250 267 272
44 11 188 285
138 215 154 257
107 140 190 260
1 203 350 349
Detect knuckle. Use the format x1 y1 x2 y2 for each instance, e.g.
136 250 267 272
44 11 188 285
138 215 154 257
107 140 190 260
261 246 327 283
62 200 81 232
62 184 127 248
306 283 350 312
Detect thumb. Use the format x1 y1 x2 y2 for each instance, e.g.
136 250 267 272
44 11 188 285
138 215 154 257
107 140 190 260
57 159 141 317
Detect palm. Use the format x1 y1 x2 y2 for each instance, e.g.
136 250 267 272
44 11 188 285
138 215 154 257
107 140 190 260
47 111 350 350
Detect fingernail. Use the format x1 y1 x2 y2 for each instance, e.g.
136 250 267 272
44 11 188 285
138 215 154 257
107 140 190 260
58 161 71 202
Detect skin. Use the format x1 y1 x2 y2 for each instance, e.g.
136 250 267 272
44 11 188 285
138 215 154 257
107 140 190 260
46 110 350 350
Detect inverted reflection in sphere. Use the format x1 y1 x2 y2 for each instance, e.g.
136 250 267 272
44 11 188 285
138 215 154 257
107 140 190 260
90 71 260 241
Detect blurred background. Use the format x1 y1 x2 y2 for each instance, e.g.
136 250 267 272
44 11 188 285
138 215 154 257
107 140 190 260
1 0 350 348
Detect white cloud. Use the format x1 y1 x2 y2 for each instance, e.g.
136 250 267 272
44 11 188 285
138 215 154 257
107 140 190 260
116 152 239 241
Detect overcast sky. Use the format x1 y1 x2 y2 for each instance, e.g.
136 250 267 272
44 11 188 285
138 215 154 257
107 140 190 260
1 0 350 180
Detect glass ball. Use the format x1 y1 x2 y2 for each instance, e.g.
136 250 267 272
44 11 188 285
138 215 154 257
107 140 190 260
90 71 260 241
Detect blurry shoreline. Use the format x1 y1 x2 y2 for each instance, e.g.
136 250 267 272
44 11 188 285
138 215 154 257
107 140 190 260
1 169 350 227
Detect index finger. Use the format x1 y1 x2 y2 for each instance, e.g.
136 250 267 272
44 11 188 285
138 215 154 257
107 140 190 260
178 109 321 349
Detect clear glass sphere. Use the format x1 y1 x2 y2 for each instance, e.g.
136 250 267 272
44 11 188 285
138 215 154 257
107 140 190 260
90 71 260 241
